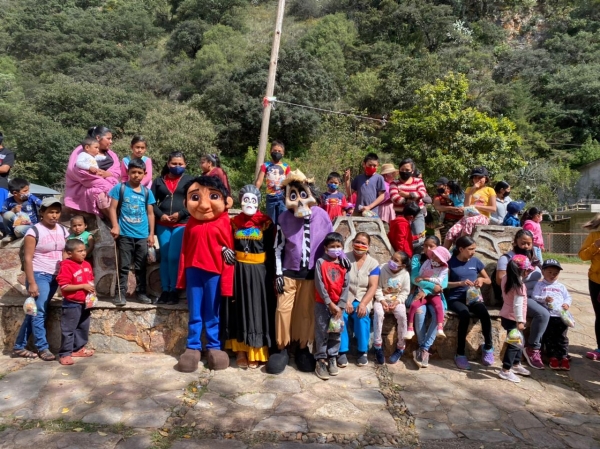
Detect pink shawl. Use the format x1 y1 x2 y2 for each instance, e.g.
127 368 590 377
64 146 120 215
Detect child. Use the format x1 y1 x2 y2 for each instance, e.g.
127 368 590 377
447 180 465 208
109 158 156 306
56 239 96 366
405 246 451 339
314 232 350 380
255 140 291 225
121 135 153 189
1 178 42 243
344 153 386 217
320 172 349 221
387 202 420 258
444 206 489 247
499 254 533 382
533 259 572 370
75 137 104 174
378 163 398 224
522 207 544 263
503 201 525 227
67 215 95 257
373 251 410 365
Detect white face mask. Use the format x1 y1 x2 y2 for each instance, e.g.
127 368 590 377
431 260 441 268
241 193 258 216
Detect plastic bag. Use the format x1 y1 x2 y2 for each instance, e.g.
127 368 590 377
560 309 575 328
505 329 524 348
23 296 37 316
13 212 32 227
466 286 483 305
147 246 157 264
85 292 98 309
328 316 345 333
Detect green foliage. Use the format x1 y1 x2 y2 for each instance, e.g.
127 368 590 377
571 138 600 169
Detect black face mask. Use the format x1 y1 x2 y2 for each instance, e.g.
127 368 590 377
399 171 412 181
437 188 446 194
513 246 531 256
271 152 283 162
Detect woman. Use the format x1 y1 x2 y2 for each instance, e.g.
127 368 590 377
12 198 68 361
490 181 512 225
339 232 380 367
64 126 120 217
222 185 275 369
378 163 397 224
389 158 428 252
495 229 547 369
152 152 194 305
200 153 230 193
433 177 463 242
446 236 493 370
579 215 600 360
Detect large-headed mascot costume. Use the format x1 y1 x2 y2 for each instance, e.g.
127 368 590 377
266 170 334 374
176 176 234 372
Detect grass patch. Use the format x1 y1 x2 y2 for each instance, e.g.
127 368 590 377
0 373 5 381
544 253 588 265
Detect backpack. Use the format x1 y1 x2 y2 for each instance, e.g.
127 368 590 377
19 224 69 271
116 182 149 218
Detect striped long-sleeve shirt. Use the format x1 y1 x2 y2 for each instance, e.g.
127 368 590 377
389 178 428 214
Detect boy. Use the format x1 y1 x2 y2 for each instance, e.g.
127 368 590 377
109 158 156 306
503 201 525 227
75 137 103 174
320 172 349 221
255 140 291 225
533 259 573 370
387 202 420 257
56 239 96 365
1 178 42 243
344 153 386 217
314 232 350 380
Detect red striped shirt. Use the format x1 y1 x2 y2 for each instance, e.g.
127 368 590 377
389 178 428 213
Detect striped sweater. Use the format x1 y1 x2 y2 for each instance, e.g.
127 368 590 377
389 178 428 213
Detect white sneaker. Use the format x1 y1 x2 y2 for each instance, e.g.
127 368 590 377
511 364 531 377
404 330 415 340
498 370 521 383
436 328 446 338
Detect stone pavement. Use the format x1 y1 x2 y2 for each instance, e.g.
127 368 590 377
0 263 599 448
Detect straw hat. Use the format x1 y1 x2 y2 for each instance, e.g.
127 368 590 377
380 163 398 176
281 169 308 187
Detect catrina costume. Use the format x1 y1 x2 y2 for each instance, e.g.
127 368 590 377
266 170 333 374
221 185 276 367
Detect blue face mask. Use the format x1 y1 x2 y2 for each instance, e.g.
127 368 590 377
328 183 339 191
169 166 185 176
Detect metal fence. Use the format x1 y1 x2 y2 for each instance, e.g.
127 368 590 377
543 233 588 256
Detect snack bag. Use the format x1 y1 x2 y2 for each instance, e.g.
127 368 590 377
85 292 98 309
147 246 157 264
505 329 524 348
13 212 32 227
23 296 37 316
466 286 483 305
328 316 345 333
560 309 575 328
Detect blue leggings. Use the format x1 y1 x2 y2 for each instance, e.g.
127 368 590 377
185 267 221 350
340 300 371 354
156 225 185 292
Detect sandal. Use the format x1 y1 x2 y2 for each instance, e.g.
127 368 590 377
72 347 95 358
59 356 74 365
236 352 248 369
38 349 56 362
12 349 38 359
248 361 259 369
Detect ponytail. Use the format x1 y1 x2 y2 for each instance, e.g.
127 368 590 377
520 207 540 226
503 259 524 295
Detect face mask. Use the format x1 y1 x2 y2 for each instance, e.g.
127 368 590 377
514 246 530 256
353 243 369 255
431 260 441 268
271 152 283 162
364 166 377 176
169 166 185 176
327 183 339 191
437 188 446 194
241 193 258 216
327 248 343 258
399 171 412 181
20 193 30 201
388 260 399 271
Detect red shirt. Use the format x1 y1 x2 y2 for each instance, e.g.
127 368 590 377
387 216 414 257
315 259 347 305
57 259 94 303
177 213 234 296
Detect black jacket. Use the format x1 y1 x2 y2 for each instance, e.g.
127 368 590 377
151 174 194 224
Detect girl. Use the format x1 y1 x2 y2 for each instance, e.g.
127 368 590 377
405 246 451 340
12 198 68 361
152 152 194 305
522 207 544 264
121 135 153 188
499 255 533 382
378 163 398 224
433 178 463 242
200 153 230 194
578 215 600 360
447 180 465 208
373 250 410 364
320 172 348 221
446 236 493 370
67 215 95 257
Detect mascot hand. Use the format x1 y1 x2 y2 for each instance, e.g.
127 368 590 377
221 247 236 265
339 255 351 270
275 275 284 295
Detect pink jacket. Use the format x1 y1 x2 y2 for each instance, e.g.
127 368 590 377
500 276 528 323
64 146 120 215
523 220 544 249
120 156 153 188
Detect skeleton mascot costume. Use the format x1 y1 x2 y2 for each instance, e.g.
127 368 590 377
176 175 234 373
221 185 276 368
266 170 334 374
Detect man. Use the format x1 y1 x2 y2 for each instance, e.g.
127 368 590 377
490 181 512 225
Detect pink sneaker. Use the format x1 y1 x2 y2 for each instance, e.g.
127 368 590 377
524 347 545 370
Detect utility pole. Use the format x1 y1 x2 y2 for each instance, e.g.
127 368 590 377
255 0 286 181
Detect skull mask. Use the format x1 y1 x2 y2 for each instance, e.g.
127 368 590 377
282 170 317 218
238 184 261 217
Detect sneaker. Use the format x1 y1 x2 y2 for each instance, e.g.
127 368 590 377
356 352 368 366
549 357 560 370
136 292 152 304
389 348 404 364
560 358 570 371
1 234 17 244
337 353 348 368
413 349 423 369
481 345 495 367
315 359 330 380
511 364 531 376
156 291 170 304
374 347 385 365
454 355 471 370
499 369 521 383
113 294 126 307
524 347 545 370
421 349 430 368
328 357 339 376
436 325 446 338
166 290 179 305
586 349 600 361
404 329 415 340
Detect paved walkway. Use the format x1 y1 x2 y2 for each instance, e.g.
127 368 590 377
1 263 599 448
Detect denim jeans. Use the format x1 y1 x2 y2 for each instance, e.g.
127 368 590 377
405 295 438 351
13 272 58 352
265 194 287 225
526 297 550 350
156 225 185 292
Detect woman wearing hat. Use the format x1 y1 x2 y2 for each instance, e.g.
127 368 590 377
579 216 600 360
379 163 398 224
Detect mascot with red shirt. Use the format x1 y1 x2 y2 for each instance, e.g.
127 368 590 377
176 176 234 372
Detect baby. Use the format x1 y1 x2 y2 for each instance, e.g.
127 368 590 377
76 137 106 175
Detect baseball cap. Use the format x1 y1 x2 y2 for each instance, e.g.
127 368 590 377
506 200 525 215
469 167 489 178
40 197 62 209
542 259 563 270
434 177 449 186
